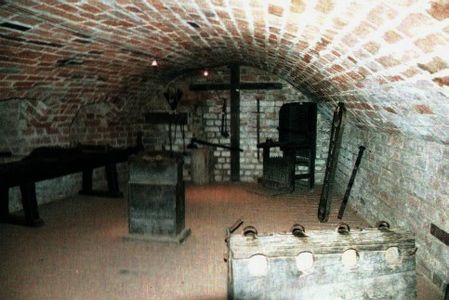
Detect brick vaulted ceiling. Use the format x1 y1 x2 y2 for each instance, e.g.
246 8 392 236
1 0 449 143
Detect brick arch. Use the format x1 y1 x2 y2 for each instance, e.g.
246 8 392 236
0 0 448 142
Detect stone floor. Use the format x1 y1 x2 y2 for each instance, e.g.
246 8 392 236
0 183 443 300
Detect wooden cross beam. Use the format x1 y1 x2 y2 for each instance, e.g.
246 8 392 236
189 82 282 91
189 64 282 182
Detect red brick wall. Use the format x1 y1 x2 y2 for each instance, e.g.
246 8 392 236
1 1 449 291
69 101 133 146
1 1 448 143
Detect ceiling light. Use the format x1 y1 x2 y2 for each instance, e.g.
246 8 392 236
203 70 209 77
151 59 158 67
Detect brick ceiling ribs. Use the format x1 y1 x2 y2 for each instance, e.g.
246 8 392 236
0 0 449 142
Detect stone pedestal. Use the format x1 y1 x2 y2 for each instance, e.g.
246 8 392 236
126 152 190 243
228 228 416 299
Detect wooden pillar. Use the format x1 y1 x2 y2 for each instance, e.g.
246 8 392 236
230 64 240 182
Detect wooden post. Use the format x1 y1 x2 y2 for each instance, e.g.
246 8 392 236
19 182 43 226
230 64 240 182
189 65 282 182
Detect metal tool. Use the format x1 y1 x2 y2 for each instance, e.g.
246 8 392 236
225 218 244 243
163 85 184 154
319 102 346 223
164 86 183 111
220 98 229 138
256 98 261 161
338 145 366 219
187 137 243 152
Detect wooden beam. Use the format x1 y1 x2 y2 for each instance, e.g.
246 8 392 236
230 64 240 182
190 83 230 91
239 82 283 90
144 112 188 125
189 82 282 91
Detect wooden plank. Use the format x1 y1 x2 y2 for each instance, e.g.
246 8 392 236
189 82 282 91
230 64 240 181
144 112 188 124
229 229 416 258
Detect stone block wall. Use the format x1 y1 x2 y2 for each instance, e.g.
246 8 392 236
0 97 138 155
137 66 332 183
204 89 331 183
69 101 133 146
196 67 332 183
3 160 129 215
0 97 135 214
6 164 128 214
0 101 23 154
334 123 449 292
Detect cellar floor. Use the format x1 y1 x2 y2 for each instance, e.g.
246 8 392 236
0 183 442 300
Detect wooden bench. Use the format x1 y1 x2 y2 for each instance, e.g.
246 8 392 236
0 142 142 227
